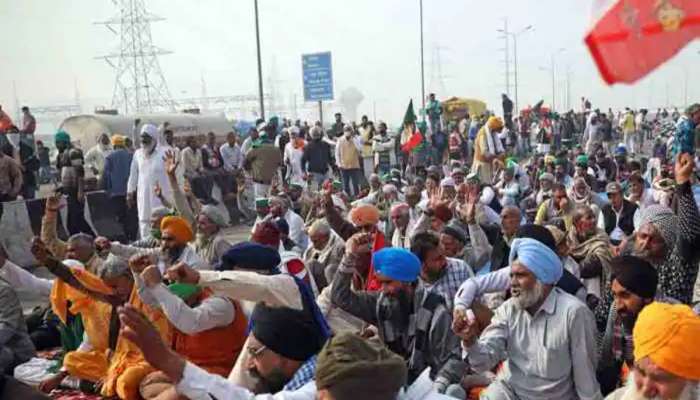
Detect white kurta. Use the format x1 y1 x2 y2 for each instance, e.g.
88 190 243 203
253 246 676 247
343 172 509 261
283 142 306 186
127 146 173 238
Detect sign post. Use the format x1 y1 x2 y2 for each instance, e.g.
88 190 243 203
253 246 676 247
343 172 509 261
302 52 334 126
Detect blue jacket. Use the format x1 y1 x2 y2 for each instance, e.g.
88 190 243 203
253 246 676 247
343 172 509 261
102 148 133 196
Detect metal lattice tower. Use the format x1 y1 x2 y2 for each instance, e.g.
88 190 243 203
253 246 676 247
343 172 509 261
96 0 176 114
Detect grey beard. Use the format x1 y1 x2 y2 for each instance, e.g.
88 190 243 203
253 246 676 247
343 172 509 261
620 375 695 400
512 280 546 309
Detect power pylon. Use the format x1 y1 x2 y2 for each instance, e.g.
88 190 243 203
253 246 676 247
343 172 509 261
96 0 176 114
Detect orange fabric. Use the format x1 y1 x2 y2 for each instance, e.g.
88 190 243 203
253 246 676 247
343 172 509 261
101 288 172 400
161 216 194 244
364 231 386 292
50 267 114 324
468 387 485 400
633 302 700 380
50 267 114 352
349 204 380 227
172 291 248 376
63 350 110 382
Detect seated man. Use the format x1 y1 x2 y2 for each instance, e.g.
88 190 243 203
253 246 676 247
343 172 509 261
166 242 331 391
0 250 35 374
597 255 664 395
32 243 170 400
304 219 345 292
331 239 465 395
136 264 248 400
411 232 474 311
454 237 602 400
162 149 231 265
606 302 700 400
99 215 208 271
117 305 454 399
42 193 103 273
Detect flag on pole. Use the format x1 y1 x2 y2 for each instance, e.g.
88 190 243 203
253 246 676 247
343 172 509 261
400 99 424 153
585 0 700 85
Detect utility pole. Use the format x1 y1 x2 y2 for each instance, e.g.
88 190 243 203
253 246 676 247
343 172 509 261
254 0 265 120
498 25 532 115
503 19 510 97
419 0 426 122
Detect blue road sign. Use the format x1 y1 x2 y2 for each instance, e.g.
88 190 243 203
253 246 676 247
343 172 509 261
302 52 334 102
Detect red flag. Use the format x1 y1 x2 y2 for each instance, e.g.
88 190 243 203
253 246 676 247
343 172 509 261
364 231 386 292
401 131 423 154
585 0 700 85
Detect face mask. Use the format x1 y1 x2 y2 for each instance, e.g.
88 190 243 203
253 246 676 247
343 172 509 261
344 132 351 138
71 159 83 167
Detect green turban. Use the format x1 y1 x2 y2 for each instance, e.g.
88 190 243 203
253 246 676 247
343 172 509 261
315 333 407 400
54 130 71 145
576 154 589 166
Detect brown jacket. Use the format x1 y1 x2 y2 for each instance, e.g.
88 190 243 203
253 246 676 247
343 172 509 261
245 143 282 184
0 154 22 197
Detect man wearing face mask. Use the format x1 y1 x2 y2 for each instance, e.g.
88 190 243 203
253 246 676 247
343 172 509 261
301 126 333 191
335 125 363 197
84 133 113 180
127 123 173 239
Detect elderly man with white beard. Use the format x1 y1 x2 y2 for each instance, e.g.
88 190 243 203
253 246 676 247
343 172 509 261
453 238 602 400
605 302 700 400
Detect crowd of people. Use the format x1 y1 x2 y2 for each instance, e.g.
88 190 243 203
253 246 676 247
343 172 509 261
0 96 700 400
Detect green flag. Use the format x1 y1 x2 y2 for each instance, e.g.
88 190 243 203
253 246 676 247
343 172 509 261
402 99 417 127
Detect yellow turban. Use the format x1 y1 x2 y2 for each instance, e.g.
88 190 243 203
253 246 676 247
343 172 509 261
111 134 126 147
349 204 380 227
633 302 700 380
487 116 504 131
160 216 194 244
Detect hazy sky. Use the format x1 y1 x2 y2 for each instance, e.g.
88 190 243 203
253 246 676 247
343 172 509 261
1 0 699 131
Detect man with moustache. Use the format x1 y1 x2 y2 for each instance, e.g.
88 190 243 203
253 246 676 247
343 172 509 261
597 255 668 395
604 302 700 400
331 237 466 395
454 238 602 400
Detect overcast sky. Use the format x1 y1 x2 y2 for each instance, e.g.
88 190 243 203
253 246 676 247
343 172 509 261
1 0 699 130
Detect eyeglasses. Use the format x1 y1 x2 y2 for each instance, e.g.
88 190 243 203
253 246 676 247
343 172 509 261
247 345 267 358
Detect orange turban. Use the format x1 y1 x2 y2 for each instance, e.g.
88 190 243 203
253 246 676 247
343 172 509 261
487 116 504 131
160 216 194 244
349 204 380 227
633 302 700 380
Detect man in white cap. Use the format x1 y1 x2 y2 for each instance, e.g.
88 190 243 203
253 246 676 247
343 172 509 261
127 123 173 239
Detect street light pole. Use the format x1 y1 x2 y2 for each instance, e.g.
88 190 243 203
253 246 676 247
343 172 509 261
549 48 565 111
497 25 532 115
254 0 265 120
551 54 556 111
419 0 426 122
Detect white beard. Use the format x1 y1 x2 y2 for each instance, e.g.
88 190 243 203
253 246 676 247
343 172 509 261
512 280 545 309
617 373 696 400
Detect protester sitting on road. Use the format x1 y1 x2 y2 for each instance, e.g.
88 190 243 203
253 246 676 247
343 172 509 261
605 302 700 400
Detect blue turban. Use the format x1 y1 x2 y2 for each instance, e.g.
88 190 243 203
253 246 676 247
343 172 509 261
508 238 562 284
372 248 421 283
219 242 280 272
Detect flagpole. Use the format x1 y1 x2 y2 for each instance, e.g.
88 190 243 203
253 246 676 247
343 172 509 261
419 0 426 122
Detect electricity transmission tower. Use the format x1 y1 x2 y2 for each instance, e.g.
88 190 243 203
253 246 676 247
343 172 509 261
96 0 176 114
